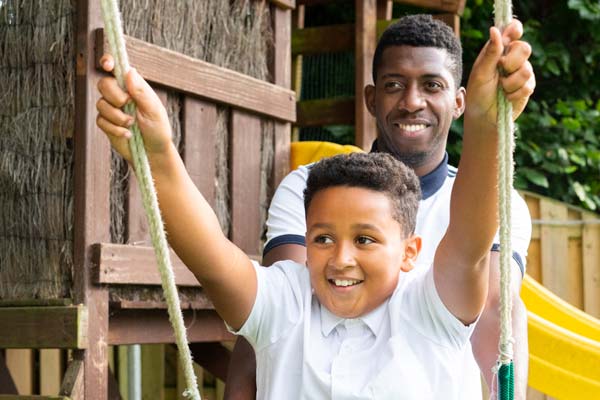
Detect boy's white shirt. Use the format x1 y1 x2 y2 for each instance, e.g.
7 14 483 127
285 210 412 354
262 157 532 399
232 260 475 400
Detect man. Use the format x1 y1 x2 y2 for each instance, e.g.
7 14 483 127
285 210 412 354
225 14 534 399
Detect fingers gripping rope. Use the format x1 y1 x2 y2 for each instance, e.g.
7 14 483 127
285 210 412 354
100 1 201 399
493 0 516 399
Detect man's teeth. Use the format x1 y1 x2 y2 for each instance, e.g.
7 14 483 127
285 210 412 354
397 124 426 132
334 279 361 287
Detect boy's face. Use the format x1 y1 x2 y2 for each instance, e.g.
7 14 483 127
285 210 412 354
365 46 465 175
305 186 421 319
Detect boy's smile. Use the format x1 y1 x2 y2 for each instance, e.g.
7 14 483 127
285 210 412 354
305 186 421 319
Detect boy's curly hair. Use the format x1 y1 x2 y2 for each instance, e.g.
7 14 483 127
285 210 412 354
372 14 463 86
304 152 421 237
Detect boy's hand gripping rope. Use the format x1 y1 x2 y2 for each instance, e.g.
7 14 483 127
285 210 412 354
100 1 201 399
494 1 515 399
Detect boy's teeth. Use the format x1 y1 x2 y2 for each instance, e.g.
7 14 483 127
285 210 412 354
397 124 426 132
334 279 360 287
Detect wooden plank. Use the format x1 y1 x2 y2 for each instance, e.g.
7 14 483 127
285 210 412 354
74 2 111 399
183 98 217 208
95 30 296 123
270 0 295 9
296 97 355 127
230 111 262 255
0 306 87 349
5 350 33 395
568 237 584 308
355 0 378 149
433 13 460 37
292 24 353 55
59 358 83 400
117 347 129 400
393 0 465 14
108 310 234 345
0 397 69 400
40 349 63 395
141 345 165 400
582 210 600 318
0 352 18 394
272 5 293 190
95 243 199 286
377 0 393 20
540 199 570 302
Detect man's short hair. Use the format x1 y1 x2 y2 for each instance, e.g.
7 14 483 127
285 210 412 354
372 14 463 87
304 152 421 237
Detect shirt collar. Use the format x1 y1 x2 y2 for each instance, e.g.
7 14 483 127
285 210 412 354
320 301 388 337
370 140 448 200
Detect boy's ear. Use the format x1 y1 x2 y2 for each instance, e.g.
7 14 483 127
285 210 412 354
400 235 422 272
453 86 466 120
364 84 376 117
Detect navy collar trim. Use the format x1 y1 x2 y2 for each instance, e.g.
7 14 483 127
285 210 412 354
370 140 448 200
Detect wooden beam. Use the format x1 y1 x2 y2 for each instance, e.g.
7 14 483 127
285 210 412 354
109 310 234 345
0 306 88 349
5 350 33 395
270 0 295 9
393 0 465 14
377 0 393 20
230 111 263 255
95 243 260 287
94 243 200 287
59 358 84 400
292 24 354 55
296 97 355 126
74 2 111 399
95 30 296 123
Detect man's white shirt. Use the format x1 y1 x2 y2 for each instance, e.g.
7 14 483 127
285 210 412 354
262 154 532 398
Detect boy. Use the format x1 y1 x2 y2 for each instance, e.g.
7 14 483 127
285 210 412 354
96 24 530 398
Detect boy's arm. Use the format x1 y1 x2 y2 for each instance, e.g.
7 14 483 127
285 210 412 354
96 61 256 331
434 22 534 325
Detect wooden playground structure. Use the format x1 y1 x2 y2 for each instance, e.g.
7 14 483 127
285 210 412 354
0 1 599 399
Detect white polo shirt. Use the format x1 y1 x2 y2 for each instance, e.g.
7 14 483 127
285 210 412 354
264 152 532 398
234 260 476 399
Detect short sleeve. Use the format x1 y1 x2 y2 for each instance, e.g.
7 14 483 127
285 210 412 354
232 261 308 351
492 190 532 275
263 166 311 255
392 268 476 349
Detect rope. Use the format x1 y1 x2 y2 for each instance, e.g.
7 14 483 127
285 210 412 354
493 0 515 399
99 1 201 399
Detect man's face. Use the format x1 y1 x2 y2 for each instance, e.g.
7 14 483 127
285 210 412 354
365 46 465 175
305 186 420 318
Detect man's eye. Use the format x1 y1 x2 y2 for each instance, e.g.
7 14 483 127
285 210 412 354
315 235 333 244
425 81 443 91
356 236 374 245
384 81 403 90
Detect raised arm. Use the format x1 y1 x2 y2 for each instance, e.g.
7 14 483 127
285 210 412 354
434 22 534 324
96 58 256 330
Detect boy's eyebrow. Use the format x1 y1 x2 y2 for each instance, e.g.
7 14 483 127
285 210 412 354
380 72 448 82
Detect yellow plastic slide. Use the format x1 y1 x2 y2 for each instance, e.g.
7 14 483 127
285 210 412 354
290 141 600 399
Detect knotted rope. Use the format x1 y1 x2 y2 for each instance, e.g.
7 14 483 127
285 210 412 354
493 0 515 399
100 1 201 399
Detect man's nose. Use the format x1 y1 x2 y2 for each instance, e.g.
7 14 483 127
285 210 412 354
398 84 425 113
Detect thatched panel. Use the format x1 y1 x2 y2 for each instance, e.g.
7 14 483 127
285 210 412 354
0 0 75 300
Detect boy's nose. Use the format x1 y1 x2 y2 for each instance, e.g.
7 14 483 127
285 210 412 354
329 243 357 269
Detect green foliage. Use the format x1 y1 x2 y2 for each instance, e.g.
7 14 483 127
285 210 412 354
448 0 600 211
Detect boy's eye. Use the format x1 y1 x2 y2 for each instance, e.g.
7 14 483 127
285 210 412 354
356 236 374 245
314 235 333 244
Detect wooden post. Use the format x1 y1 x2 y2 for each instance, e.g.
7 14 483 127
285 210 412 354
540 199 570 303
291 5 305 142
355 0 377 149
40 350 63 395
376 0 392 20
5 350 33 395
74 1 111 399
271 5 292 187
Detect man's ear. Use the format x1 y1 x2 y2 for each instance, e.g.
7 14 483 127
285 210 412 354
453 86 466 120
401 235 422 272
364 84 376 117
